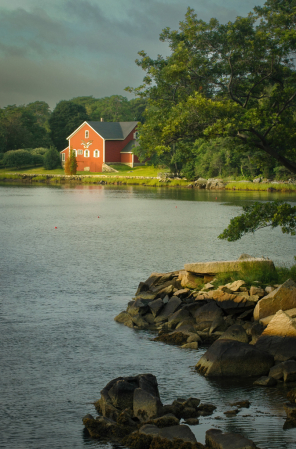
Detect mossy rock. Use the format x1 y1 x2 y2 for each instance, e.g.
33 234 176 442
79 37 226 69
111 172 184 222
153 332 189 346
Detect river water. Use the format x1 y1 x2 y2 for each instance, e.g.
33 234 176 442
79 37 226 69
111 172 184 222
1 184 296 449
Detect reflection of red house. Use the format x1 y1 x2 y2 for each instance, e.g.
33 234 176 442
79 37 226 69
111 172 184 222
60 121 141 172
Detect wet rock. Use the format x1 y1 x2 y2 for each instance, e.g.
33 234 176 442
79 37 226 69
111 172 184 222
114 311 131 324
154 331 189 346
269 360 296 382
182 342 199 349
196 339 274 377
224 409 240 416
132 314 150 329
253 279 296 321
147 414 180 428
184 418 199 425
187 333 202 343
206 428 256 449
218 324 248 343
209 315 228 335
108 379 137 410
197 403 216 416
253 376 277 387
139 423 197 443
284 402 296 420
230 400 250 409
287 388 296 403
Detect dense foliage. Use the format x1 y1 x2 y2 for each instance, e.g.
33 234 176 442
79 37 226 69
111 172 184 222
64 149 77 175
48 101 89 151
128 0 296 175
218 201 296 241
3 149 43 168
0 102 51 153
43 146 61 170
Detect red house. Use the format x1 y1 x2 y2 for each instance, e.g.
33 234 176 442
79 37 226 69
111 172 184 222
60 121 141 172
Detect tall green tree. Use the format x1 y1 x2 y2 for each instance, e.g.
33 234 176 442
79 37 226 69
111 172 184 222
0 105 51 153
49 100 89 151
128 0 296 174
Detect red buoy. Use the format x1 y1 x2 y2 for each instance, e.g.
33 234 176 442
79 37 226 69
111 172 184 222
55 226 57 229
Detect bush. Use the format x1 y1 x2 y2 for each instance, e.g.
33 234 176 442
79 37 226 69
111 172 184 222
3 149 33 168
64 149 77 175
43 146 61 170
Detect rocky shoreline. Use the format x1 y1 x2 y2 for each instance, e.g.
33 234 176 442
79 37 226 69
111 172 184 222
82 255 296 448
1 172 296 192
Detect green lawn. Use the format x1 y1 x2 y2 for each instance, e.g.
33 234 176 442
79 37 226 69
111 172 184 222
0 164 162 177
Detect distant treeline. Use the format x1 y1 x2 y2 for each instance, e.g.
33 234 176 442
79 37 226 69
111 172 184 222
0 96 147 153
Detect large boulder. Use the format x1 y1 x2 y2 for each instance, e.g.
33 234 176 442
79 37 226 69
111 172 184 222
255 310 296 361
269 360 296 382
254 279 296 320
196 339 274 377
184 257 275 275
95 374 161 421
206 429 256 449
133 388 163 421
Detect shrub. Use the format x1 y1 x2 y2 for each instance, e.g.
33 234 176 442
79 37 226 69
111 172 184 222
44 146 61 170
3 149 33 168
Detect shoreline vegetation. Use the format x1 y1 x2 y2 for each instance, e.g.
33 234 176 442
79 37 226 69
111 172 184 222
0 166 296 192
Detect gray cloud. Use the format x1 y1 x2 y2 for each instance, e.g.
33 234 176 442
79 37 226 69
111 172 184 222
0 0 266 109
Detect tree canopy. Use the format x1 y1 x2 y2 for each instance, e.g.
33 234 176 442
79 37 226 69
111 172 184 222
128 0 296 174
218 200 296 241
48 100 89 151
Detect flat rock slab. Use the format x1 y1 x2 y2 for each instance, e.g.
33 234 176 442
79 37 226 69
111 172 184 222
139 424 197 443
206 429 256 449
185 258 274 275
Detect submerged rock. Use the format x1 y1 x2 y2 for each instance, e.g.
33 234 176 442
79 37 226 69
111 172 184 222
206 428 257 449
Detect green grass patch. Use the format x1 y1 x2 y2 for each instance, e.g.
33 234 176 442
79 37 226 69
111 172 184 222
225 181 296 192
212 263 296 289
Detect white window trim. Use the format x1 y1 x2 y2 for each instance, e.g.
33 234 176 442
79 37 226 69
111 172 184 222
133 131 139 139
94 150 100 158
85 130 89 138
84 149 89 157
73 149 77 157
78 149 83 155
62 153 65 161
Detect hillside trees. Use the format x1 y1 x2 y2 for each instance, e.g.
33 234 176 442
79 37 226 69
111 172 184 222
43 146 61 170
128 0 296 175
71 95 147 122
0 104 51 153
49 100 89 151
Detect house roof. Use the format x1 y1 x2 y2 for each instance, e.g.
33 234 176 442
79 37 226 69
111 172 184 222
120 139 140 153
67 121 138 140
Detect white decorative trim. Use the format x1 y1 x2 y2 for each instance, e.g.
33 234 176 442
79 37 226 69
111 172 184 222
84 149 90 157
85 130 89 138
103 139 105 162
94 150 100 158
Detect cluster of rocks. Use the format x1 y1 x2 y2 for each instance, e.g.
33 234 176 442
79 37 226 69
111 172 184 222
187 178 225 189
83 373 258 449
115 255 296 387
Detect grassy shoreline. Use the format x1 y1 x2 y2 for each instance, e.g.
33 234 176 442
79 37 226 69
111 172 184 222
0 167 296 191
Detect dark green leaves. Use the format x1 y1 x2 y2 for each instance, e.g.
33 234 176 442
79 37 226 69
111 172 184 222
218 200 296 241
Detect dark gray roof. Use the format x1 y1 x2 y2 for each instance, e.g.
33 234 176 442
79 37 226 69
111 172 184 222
121 139 139 153
87 121 138 140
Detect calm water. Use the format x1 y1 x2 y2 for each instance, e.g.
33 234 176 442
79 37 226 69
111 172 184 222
1 184 296 449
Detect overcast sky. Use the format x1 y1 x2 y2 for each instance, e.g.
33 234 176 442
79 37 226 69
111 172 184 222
0 0 266 110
